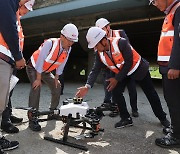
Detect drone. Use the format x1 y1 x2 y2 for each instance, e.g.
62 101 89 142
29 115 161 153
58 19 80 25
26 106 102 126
26 98 118 151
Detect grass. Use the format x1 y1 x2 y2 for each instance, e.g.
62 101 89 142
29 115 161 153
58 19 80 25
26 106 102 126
149 66 162 79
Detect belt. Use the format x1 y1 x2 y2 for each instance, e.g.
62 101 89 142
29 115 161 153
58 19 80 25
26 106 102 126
0 52 15 66
157 61 169 66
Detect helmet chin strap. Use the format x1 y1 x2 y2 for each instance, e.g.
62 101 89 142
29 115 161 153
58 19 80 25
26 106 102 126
100 38 106 48
107 29 110 37
99 38 107 53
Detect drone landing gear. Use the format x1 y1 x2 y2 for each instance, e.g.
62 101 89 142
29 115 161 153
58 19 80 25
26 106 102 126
44 114 88 151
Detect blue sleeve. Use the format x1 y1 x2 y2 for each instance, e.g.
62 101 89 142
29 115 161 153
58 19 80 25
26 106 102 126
119 29 130 43
0 0 22 61
169 7 180 69
86 52 105 87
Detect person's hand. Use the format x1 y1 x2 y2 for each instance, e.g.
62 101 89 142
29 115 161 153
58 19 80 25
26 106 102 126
55 78 61 88
106 77 118 91
75 86 89 98
15 58 26 69
19 0 30 6
32 79 41 90
168 69 180 79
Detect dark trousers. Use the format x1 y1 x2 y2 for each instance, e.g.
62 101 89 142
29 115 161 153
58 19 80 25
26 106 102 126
162 74 180 139
1 90 13 123
103 70 137 111
112 77 130 119
1 69 17 123
59 73 64 94
112 71 166 120
103 69 112 103
127 77 137 112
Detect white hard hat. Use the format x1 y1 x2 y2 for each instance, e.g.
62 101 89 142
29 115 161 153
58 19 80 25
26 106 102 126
61 23 79 42
95 18 110 29
86 27 106 49
24 0 35 11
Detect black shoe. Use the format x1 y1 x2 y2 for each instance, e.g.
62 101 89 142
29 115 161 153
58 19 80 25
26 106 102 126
10 115 23 123
100 103 108 107
0 148 4 154
100 102 111 109
1 122 19 133
47 114 61 120
109 111 119 117
114 117 133 129
0 136 19 151
163 126 173 135
103 100 111 104
29 120 41 131
160 119 170 128
132 111 139 117
155 133 180 148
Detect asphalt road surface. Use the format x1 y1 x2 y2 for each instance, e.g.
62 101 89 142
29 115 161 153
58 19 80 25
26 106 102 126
3 82 180 154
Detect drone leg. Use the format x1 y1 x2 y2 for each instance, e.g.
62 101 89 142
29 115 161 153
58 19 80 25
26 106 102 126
62 114 71 142
44 114 88 151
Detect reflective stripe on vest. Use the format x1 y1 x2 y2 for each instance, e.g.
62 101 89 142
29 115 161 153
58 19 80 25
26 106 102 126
158 2 180 62
99 37 141 75
31 38 68 72
0 34 14 60
45 38 62 65
161 30 174 37
16 10 24 51
0 10 24 61
112 30 121 37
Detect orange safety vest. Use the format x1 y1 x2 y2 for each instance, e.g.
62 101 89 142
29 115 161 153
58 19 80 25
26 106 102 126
0 33 14 60
110 30 121 37
16 10 24 51
98 37 141 75
0 10 24 60
158 2 180 62
110 29 136 51
31 38 68 72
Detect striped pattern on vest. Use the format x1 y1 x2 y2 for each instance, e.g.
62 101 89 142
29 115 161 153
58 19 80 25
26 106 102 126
0 10 24 61
98 37 141 75
111 30 121 37
16 10 24 51
158 2 180 62
0 34 14 60
31 38 68 72
111 29 136 51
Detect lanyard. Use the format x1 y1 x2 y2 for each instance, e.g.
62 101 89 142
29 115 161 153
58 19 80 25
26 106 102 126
104 41 121 71
43 40 62 73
